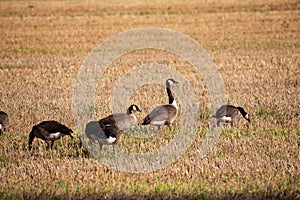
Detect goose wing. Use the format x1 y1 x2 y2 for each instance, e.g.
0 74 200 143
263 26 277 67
99 113 126 125
144 105 177 124
99 113 135 130
214 105 237 118
37 120 73 137
86 121 119 140
100 124 119 139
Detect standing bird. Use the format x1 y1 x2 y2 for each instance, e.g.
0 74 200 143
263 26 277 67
85 121 120 151
85 104 141 151
99 104 141 130
212 105 250 127
142 78 179 131
28 120 73 150
0 111 9 135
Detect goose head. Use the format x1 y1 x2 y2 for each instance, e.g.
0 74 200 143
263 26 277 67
127 104 142 114
237 107 250 122
166 78 179 88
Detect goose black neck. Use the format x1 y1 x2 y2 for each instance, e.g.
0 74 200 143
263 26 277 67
237 107 246 116
167 87 175 104
127 106 133 114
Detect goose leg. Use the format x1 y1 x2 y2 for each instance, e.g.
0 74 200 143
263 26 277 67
98 143 103 151
112 144 116 153
231 118 237 127
46 141 51 150
50 141 55 149
217 120 221 127
157 126 161 133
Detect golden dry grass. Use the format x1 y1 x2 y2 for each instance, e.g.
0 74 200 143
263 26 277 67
0 0 299 199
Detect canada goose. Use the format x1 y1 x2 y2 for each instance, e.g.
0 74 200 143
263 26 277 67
85 121 120 151
99 104 141 130
28 120 73 150
142 78 179 131
85 104 141 151
212 105 250 127
0 111 9 135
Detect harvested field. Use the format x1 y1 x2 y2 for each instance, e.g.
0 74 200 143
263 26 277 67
0 0 299 199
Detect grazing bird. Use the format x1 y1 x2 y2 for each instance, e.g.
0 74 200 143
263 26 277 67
212 105 250 127
142 78 179 131
28 120 73 150
99 104 141 131
0 111 9 135
85 104 141 151
85 121 120 151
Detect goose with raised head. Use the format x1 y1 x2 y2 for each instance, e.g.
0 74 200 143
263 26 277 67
0 111 9 135
28 120 73 150
99 104 141 131
142 78 179 131
212 105 250 127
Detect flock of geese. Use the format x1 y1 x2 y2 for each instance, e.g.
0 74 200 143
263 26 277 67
0 78 251 151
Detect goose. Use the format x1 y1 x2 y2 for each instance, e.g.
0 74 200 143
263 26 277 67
212 105 250 127
142 78 179 131
85 104 141 151
28 120 73 150
85 121 120 151
99 104 141 130
0 111 9 135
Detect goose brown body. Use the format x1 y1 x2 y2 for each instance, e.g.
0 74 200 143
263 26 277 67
212 105 250 126
85 104 140 151
85 121 120 151
99 104 141 130
28 120 73 150
142 78 179 130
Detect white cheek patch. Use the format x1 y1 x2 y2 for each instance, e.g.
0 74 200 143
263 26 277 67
0 124 2 129
50 132 61 139
245 114 249 119
221 116 232 121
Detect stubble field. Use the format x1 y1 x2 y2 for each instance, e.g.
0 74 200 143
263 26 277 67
0 0 299 199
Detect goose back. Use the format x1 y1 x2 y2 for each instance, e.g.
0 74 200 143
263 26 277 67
99 104 141 130
212 105 250 126
142 104 177 126
142 78 178 127
213 105 239 119
28 120 73 150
